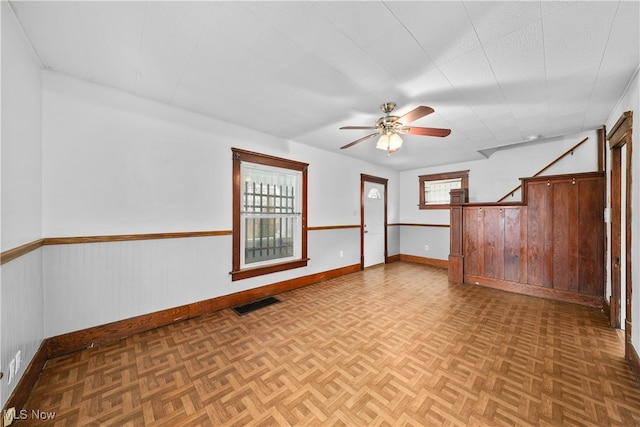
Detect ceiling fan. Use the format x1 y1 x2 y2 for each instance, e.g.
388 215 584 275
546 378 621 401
339 102 451 153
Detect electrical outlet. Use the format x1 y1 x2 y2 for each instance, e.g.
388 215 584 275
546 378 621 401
15 351 21 373
339 250 344 257
424 245 429 251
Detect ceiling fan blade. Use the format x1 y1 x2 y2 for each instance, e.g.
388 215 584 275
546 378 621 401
340 132 379 149
397 106 434 124
340 126 378 130
401 126 451 137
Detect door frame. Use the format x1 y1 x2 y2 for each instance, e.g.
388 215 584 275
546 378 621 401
360 174 388 269
607 111 633 359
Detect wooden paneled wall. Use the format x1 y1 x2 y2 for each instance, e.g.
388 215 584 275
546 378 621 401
450 172 605 307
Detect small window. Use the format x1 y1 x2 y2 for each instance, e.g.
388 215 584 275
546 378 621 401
231 148 308 281
419 170 469 209
367 188 381 200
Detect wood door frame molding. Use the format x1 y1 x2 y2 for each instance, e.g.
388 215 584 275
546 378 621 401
360 174 388 270
610 146 622 328
606 111 633 360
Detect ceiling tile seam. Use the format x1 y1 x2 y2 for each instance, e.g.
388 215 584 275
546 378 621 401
428 68 498 147
378 1 445 95
461 1 525 143
381 5 500 148
74 2 94 81
229 3 308 103
539 1 551 137
311 2 404 101
222 3 370 114
419 4 496 146
7 1 46 70
244 21 349 94
381 1 436 67
468 5 542 47
168 2 216 105
379 1 497 146
132 1 149 94
579 0 622 131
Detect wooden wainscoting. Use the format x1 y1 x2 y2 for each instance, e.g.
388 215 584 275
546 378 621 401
450 172 606 308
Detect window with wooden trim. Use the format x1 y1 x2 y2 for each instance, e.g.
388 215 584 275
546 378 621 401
418 170 469 209
231 148 308 281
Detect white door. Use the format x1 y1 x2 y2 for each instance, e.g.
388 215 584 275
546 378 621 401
364 181 385 267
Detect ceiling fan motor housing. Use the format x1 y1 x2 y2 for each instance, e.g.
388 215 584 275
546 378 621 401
376 115 401 133
380 102 396 114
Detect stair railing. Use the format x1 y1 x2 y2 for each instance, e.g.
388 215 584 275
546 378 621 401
496 136 590 202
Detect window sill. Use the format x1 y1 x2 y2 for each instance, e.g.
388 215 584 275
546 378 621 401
418 204 452 210
230 258 310 281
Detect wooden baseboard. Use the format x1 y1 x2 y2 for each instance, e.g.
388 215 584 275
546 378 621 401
464 274 604 308
46 263 361 359
628 341 640 387
387 254 401 263
2 341 48 416
399 254 448 269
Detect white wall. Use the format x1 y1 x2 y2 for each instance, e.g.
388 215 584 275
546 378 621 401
605 67 639 353
0 1 45 407
41 72 399 336
1 1 43 250
398 130 600 261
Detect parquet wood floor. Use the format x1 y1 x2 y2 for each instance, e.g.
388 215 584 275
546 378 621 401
20 263 640 426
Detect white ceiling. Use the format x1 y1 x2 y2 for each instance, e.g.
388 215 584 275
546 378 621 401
9 1 640 171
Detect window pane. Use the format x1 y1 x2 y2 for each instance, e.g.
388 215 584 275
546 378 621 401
240 162 301 268
424 178 462 204
418 170 468 210
243 165 297 214
245 216 295 264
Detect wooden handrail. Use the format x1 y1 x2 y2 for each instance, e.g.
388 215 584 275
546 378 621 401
497 136 589 202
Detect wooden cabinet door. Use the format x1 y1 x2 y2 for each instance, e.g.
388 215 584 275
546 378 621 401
527 181 553 287
552 178 580 292
577 176 605 295
503 207 526 283
463 207 482 276
550 175 604 295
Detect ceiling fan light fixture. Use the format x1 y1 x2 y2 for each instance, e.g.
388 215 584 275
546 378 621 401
376 132 403 153
388 133 403 152
376 134 390 150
